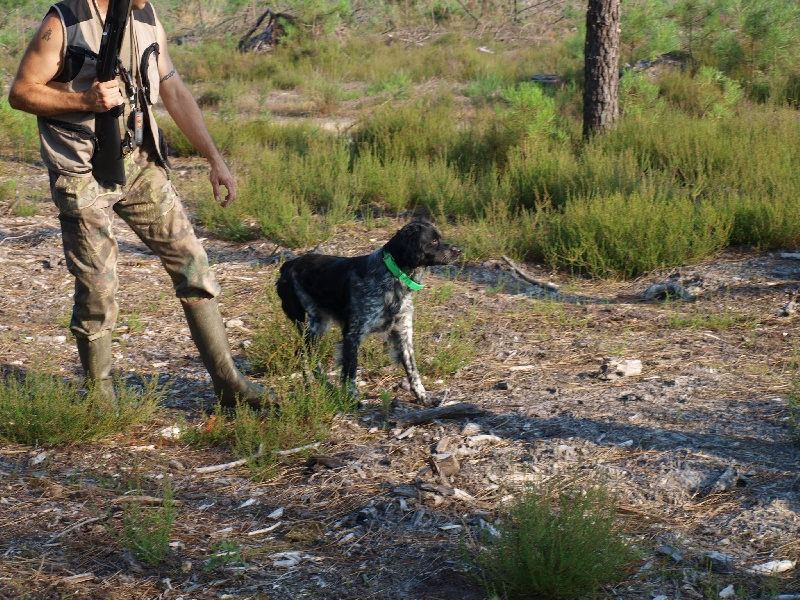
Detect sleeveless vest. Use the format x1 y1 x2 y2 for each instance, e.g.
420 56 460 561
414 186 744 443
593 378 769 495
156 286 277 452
38 0 167 178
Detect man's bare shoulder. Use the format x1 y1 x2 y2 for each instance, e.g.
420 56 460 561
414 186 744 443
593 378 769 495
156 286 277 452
27 11 65 59
13 10 64 82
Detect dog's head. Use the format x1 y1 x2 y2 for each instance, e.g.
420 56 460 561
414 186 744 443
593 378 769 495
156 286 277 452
383 221 461 269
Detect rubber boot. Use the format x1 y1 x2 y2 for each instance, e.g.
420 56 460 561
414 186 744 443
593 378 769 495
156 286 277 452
182 297 273 410
76 334 115 401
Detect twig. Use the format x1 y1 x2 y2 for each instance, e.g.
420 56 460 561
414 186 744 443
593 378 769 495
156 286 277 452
453 0 479 23
195 441 321 474
276 441 321 456
111 495 184 506
195 443 266 474
502 255 559 292
48 517 104 542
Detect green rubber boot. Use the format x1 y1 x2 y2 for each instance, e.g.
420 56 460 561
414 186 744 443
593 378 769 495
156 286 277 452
76 334 115 401
182 297 274 410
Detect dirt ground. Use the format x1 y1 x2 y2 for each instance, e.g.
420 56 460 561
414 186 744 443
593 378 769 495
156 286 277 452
1 156 800 600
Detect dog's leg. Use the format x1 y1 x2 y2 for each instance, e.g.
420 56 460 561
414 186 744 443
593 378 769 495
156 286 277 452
388 315 428 405
305 315 335 386
340 327 362 399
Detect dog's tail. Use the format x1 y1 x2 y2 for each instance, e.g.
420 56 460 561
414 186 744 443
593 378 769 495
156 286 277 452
276 261 306 325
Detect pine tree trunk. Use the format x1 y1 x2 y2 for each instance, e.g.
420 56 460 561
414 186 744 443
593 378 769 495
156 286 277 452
583 0 621 139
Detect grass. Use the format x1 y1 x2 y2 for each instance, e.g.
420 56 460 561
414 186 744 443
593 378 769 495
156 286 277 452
667 297 758 331
476 480 639 600
0 369 162 446
785 352 800 447
157 75 800 279
117 478 177 566
182 377 354 480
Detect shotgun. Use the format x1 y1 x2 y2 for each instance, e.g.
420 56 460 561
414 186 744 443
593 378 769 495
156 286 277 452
91 0 133 185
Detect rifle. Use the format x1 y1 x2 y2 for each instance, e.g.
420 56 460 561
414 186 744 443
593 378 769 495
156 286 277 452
92 0 133 185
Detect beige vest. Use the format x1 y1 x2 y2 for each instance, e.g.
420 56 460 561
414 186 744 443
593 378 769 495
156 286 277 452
38 0 167 178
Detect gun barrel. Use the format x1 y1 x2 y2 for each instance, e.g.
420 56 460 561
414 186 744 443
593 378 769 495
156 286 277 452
92 0 134 185
96 0 134 81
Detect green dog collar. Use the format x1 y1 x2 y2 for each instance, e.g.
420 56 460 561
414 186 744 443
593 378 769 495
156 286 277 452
383 251 425 291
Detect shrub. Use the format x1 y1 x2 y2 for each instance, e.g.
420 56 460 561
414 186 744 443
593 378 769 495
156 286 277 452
530 191 732 278
478 481 637 600
0 370 161 445
118 479 177 566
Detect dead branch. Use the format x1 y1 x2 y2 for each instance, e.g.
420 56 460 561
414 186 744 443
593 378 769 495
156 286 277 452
195 441 321 474
502 255 559 292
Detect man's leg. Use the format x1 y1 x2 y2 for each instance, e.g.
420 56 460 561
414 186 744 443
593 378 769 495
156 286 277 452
50 172 120 398
114 157 271 409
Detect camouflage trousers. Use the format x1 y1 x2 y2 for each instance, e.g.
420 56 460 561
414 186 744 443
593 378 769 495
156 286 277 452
50 149 221 341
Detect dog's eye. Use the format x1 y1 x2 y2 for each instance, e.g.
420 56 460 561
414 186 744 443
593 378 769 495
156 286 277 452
431 239 439 245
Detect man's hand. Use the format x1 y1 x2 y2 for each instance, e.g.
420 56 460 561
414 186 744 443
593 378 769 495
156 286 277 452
82 80 124 112
209 160 237 207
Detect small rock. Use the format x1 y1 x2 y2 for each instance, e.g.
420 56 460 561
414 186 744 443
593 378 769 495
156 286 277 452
466 434 503 447
461 423 481 436
643 281 691 301
719 585 736 599
391 485 418 499
431 453 460 478
711 465 742 493
268 507 284 519
452 488 476 503
29 451 48 466
746 559 796 575
658 545 683 562
554 444 578 461
700 551 736 574
598 358 642 380
777 290 799 317
435 436 460 454
396 426 416 440
269 551 319 568
159 426 182 439
419 482 454 496
122 551 145 573
493 380 511 390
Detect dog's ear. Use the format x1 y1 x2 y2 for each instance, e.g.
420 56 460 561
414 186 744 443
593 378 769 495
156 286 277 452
385 222 428 268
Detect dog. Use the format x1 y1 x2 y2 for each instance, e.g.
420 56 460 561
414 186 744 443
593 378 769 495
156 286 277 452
276 221 461 405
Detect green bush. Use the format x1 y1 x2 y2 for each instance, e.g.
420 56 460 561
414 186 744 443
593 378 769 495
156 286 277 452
118 479 177 565
478 481 638 600
531 191 731 278
0 370 161 445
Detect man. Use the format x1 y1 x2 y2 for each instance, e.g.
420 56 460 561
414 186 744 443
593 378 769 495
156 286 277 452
8 0 269 409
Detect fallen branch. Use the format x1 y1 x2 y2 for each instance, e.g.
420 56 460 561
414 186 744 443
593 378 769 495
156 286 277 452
195 441 321 474
502 255 559 292
110 495 184 506
392 402 486 427
195 443 266 474
48 517 104 542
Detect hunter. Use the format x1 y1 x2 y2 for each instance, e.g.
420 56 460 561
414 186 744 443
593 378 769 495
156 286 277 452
8 0 270 408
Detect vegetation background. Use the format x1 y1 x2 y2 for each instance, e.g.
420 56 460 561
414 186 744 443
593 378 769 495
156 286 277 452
2 1 800 598
3 0 800 279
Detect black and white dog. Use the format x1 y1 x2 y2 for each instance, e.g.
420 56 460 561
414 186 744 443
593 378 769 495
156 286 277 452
276 221 461 405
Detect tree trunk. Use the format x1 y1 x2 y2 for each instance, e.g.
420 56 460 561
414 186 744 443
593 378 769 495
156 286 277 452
582 0 621 139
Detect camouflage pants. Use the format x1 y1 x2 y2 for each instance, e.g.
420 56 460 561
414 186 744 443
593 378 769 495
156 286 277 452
50 150 221 341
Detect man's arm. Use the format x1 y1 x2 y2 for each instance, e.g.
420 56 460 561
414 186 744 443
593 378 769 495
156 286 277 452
155 19 237 207
8 11 123 117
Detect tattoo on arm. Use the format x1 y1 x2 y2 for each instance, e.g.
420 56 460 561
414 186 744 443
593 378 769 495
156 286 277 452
160 68 176 83
41 28 52 41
